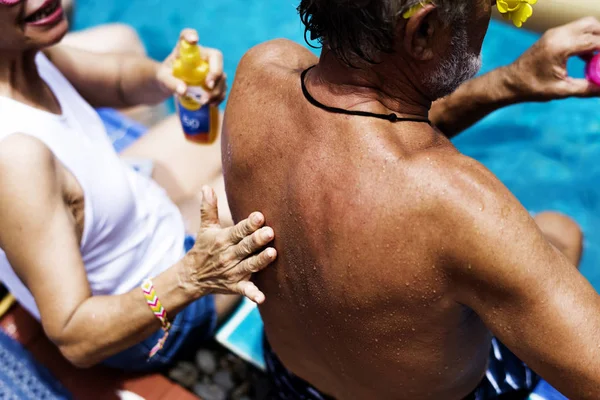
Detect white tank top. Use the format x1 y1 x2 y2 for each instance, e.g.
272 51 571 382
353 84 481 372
0 53 186 320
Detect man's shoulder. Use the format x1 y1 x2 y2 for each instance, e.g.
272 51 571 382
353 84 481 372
237 39 317 79
401 150 513 230
227 39 317 120
404 149 532 264
405 151 492 201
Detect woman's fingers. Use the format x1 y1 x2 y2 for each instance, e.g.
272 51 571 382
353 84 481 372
227 212 265 243
180 28 199 45
237 280 266 304
204 47 224 90
234 247 277 275
233 227 274 259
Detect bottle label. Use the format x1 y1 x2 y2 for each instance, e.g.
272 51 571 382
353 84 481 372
185 85 207 104
178 100 210 136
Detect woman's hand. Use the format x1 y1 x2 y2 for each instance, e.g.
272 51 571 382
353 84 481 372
156 28 227 106
181 186 276 304
506 17 600 101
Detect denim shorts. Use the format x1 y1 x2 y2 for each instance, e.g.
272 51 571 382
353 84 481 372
103 236 217 372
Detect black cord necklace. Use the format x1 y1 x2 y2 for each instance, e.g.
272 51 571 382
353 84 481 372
301 66 431 125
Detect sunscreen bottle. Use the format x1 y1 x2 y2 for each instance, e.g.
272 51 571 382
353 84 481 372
586 53 600 86
173 40 220 144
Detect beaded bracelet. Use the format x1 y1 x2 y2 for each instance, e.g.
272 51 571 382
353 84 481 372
141 279 172 359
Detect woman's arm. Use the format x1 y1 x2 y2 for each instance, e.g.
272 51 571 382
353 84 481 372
0 134 275 368
43 29 225 109
492 0 600 33
43 44 167 109
429 66 518 138
431 17 600 138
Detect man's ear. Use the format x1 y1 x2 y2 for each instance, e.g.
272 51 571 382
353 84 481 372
402 4 439 61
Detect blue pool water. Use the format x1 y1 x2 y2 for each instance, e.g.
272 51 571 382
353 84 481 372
74 1 600 288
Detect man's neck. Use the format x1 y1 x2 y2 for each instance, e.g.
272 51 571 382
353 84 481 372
306 50 432 120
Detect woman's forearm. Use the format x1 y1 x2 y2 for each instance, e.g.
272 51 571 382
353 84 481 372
492 0 600 34
55 258 201 368
39 191 276 369
430 66 520 138
43 46 166 109
117 55 167 107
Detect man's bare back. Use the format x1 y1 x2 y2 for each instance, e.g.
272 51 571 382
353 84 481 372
224 31 600 398
223 40 506 399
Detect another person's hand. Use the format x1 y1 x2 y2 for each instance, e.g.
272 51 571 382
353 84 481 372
506 17 600 101
181 186 276 304
156 28 227 106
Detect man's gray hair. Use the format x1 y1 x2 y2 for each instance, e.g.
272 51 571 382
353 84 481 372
425 25 483 99
298 0 472 66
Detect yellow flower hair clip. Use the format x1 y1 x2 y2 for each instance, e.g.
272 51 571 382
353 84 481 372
402 0 538 28
496 0 537 28
402 1 432 19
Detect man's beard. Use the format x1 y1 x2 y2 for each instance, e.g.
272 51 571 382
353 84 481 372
425 27 482 100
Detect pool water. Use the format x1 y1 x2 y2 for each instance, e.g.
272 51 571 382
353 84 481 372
74 1 600 288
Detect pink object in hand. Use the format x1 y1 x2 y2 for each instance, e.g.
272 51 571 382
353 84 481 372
0 0 20 5
586 53 600 86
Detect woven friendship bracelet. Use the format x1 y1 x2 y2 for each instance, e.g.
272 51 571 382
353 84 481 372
141 279 172 359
